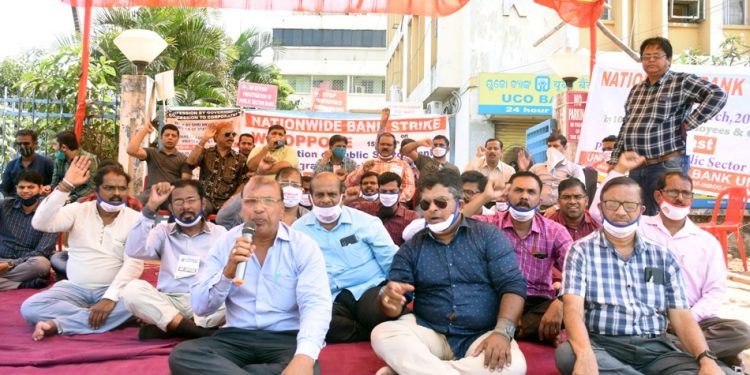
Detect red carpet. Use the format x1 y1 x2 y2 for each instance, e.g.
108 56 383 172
0 263 560 374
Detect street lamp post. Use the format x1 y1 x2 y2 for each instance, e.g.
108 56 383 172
114 29 168 75
546 47 590 89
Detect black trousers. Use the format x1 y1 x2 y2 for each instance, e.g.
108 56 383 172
169 328 320 375
517 296 556 342
327 284 395 343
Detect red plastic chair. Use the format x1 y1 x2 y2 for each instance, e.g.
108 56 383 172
697 187 748 271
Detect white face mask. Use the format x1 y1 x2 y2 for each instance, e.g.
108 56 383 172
546 147 567 171
282 186 303 208
379 192 400 207
431 146 448 158
300 193 312 207
426 201 460 234
602 216 639 238
312 195 343 224
659 201 690 221
175 214 203 228
379 152 395 161
97 195 126 213
495 201 509 212
361 192 379 201
509 203 537 222
602 150 613 162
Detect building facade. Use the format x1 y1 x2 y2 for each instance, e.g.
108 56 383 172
271 14 387 113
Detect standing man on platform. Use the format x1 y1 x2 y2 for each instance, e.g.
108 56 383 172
608 36 727 215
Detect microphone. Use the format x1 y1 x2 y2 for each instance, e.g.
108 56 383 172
233 222 256 286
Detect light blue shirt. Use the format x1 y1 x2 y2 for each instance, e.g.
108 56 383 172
125 212 227 293
191 222 332 360
292 206 398 300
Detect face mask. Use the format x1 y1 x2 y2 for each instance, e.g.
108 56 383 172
431 146 447 158
546 148 566 171
282 186 303 208
602 216 639 239
18 145 33 157
97 194 126 213
19 194 40 206
300 193 312 207
361 192 379 201
602 150 613 161
659 200 690 221
54 150 66 161
495 201 509 212
426 200 460 234
175 213 203 228
312 196 343 224
379 192 399 208
332 147 347 159
379 151 395 161
509 203 537 222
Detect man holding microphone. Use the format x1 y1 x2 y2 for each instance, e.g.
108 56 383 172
169 176 331 375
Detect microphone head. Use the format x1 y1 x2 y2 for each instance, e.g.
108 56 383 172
242 222 257 236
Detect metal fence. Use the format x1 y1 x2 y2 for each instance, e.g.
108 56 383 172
0 87 121 174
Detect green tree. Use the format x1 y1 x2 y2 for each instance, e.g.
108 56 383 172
675 35 750 66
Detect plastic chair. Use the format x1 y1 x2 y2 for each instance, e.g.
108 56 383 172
697 187 748 271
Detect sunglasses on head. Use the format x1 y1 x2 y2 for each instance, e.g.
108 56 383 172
419 197 451 211
224 132 237 137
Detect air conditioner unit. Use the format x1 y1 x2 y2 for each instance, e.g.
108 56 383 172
427 101 443 114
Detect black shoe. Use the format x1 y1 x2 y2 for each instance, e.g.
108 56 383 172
18 277 49 289
174 319 216 339
138 324 175 340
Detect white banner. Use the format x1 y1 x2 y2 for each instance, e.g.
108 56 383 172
576 53 750 196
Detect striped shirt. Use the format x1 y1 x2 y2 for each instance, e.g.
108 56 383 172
610 70 727 163
0 198 57 261
562 230 689 336
473 211 572 299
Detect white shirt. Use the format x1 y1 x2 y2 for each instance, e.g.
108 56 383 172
639 215 727 322
32 189 143 301
464 157 516 184
530 160 586 207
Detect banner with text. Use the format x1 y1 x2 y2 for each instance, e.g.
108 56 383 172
237 82 277 109
165 107 243 154
311 88 347 112
576 53 750 196
243 110 448 172
479 73 590 116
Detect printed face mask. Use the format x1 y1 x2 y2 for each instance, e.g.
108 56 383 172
659 200 690 221
312 196 343 224
282 186 303 208
508 203 537 222
602 216 639 238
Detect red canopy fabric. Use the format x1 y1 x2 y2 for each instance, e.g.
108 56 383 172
534 0 604 28
62 0 470 17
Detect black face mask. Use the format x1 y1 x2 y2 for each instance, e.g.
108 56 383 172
18 145 34 157
19 194 40 206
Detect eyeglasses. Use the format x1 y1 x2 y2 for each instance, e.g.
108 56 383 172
602 200 641 213
172 197 200 208
100 185 128 193
560 194 586 201
242 197 281 207
419 197 451 210
660 189 692 199
641 53 666 61
223 132 237 138
279 181 302 188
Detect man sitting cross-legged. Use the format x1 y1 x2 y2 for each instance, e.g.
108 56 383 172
0 171 57 290
122 179 228 340
22 156 143 341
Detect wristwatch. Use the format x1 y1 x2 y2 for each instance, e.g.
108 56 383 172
695 349 718 362
493 318 516 342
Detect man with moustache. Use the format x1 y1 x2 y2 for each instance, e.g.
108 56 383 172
555 176 732 375
293 172 399 343
464 138 515 185
344 171 379 207
126 122 191 205
526 133 586 210
547 178 600 241
345 132 416 203
0 171 57 290
247 125 300 177
50 130 99 203
371 169 527 375
22 157 143 341
400 135 460 179
185 122 248 214
1 129 54 197
169 176 331 374
352 172 418 246
122 179 228 340
238 133 255 159
467 171 573 345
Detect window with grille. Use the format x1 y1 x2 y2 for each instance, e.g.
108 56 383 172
725 0 748 25
285 75 312 93
351 76 386 94
272 29 386 47
669 0 705 22
313 76 346 91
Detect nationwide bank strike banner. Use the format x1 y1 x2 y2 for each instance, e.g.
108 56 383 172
243 110 448 172
576 53 750 196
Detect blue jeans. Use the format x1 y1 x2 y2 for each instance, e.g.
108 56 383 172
628 154 689 216
20 280 133 335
